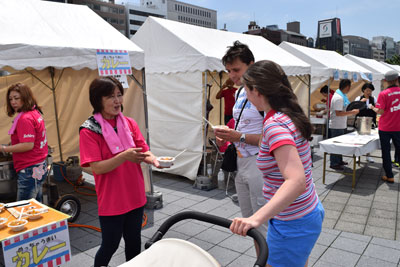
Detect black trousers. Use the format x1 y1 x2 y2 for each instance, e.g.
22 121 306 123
94 206 144 267
379 130 400 178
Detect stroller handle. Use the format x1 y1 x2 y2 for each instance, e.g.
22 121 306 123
145 211 268 267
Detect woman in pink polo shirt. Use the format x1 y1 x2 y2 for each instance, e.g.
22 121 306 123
79 77 164 267
3 83 48 202
230 60 324 267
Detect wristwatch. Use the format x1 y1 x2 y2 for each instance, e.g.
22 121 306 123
239 133 246 143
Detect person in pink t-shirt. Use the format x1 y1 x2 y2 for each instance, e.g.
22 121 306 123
372 70 400 183
3 83 48 202
79 77 166 267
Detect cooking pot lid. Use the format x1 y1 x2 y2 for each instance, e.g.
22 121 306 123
346 101 366 111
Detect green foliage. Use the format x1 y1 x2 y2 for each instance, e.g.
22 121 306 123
386 54 400 65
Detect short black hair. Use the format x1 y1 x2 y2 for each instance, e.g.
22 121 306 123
89 76 124 114
222 41 255 66
319 85 329 94
339 79 351 90
361 83 375 92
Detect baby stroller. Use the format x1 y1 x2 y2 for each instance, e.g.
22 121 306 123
119 211 268 267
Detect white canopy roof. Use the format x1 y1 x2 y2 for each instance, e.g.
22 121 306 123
132 17 310 76
344 54 395 81
0 0 144 71
279 41 372 80
384 62 400 73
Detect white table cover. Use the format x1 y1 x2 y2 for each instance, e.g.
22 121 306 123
319 130 380 157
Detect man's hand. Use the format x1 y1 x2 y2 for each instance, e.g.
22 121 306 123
214 128 241 143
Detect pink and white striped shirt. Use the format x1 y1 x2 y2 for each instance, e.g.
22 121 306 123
257 111 318 221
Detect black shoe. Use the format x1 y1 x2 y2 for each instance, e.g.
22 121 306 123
330 165 344 170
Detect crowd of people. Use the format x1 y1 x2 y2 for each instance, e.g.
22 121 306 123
2 40 400 266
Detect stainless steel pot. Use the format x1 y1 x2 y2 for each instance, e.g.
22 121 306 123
0 160 17 199
355 117 372 135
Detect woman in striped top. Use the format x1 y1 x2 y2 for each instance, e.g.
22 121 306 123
230 60 324 267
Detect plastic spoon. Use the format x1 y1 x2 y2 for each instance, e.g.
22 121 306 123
174 149 187 159
18 208 24 221
202 117 215 128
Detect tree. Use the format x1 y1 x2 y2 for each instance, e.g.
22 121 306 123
386 54 400 65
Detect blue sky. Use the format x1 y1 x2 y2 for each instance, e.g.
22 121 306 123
121 0 400 42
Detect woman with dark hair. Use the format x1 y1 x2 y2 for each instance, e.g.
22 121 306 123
3 83 48 201
79 76 165 267
355 83 377 163
229 60 324 267
354 83 377 125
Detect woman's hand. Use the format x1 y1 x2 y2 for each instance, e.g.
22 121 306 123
230 216 261 236
121 147 147 163
361 98 368 102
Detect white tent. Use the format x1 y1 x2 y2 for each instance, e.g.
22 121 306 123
383 62 400 74
345 54 396 97
0 0 154 191
279 42 374 106
132 16 311 180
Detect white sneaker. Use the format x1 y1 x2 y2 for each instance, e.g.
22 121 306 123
366 156 374 163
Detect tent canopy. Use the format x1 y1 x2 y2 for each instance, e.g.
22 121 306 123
344 54 395 81
384 63 400 74
0 0 144 71
279 42 372 81
132 17 311 76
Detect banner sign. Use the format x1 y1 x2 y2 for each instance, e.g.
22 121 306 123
2 220 71 267
333 69 340 81
343 72 349 80
319 21 332 38
352 72 359 82
96 49 132 76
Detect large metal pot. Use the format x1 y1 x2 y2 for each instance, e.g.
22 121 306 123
355 117 372 135
0 160 17 199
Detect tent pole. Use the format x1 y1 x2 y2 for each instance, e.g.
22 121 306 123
307 74 311 118
326 79 332 138
128 71 162 209
49 67 63 162
141 69 154 194
203 72 208 176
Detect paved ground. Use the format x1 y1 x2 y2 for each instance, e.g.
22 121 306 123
59 146 400 267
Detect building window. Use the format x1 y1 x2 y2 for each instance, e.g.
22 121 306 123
119 19 124 25
93 4 100 10
100 5 108 12
129 9 163 18
175 4 177 10
130 19 144 26
130 30 137 35
111 18 118 24
119 9 124 14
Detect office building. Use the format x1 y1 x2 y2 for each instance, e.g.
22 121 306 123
67 0 127 36
343 35 371 58
244 21 307 46
126 1 166 37
372 36 396 60
315 18 343 53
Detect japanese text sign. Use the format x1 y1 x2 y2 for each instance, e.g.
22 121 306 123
96 49 132 76
2 220 71 267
